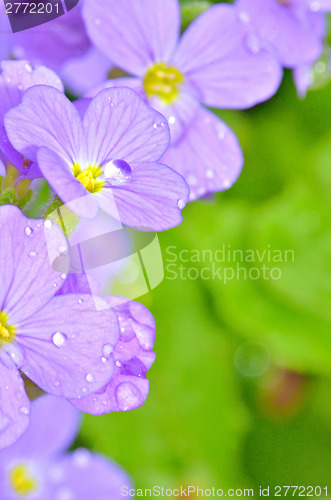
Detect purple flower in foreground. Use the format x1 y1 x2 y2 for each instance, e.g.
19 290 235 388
0 395 131 499
83 0 282 200
0 60 63 178
235 0 331 68
55 275 156 413
70 295 156 414
0 205 119 448
5 86 189 230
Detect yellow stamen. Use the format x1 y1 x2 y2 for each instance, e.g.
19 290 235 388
10 464 38 497
0 311 15 346
73 164 103 193
143 62 185 105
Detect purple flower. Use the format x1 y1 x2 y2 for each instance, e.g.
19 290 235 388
70 295 156 414
5 85 189 230
82 0 282 200
0 395 132 499
0 205 119 448
236 0 331 68
0 3 111 95
0 60 63 178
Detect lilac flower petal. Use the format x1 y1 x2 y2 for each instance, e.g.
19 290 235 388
83 0 180 75
0 205 67 322
12 6 91 71
0 356 30 449
0 60 63 174
236 0 322 67
71 298 155 414
83 87 170 166
172 4 282 109
96 161 189 231
0 395 80 460
162 107 243 200
0 158 5 176
48 450 132 500
61 47 113 97
37 147 99 219
17 295 119 399
4 85 86 165
149 85 200 144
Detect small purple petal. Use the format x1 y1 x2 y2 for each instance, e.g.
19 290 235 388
0 356 30 449
0 395 80 459
16 295 119 399
71 298 155 414
96 161 189 231
0 205 67 322
83 87 170 166
172 4 282 108
4 85 86 165
162 106 243 200
236 0 323 68
48 450 132 500
83 0 180 76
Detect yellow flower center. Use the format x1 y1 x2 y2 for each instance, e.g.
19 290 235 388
143 62 185 105
0 311 15 346
73 164 103 193
10 464 38 497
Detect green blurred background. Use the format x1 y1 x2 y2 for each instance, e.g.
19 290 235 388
77 2 331 496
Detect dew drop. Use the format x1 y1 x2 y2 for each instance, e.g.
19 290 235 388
153 122 160 129
52 332 67 347
25 63 32 73
86 373 94 383
238 10 250 23
115 382 143 411
245 33 261 54
168 116 176 125
25 227 33 236
29 251 37 258
102 357 107 363
104 159 132 186
61 273 67 280
54 381 60 387
78 299 83 304
160 121 166 127
103 344 114 357
116 360 122 367
44 219 52 229
20 406 30 415
177 199 186 210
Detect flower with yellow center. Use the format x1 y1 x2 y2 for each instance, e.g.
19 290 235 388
143 62 185 105
0 311 15 347
10 464 38 497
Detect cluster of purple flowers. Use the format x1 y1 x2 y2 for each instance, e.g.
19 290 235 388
0 0 330 493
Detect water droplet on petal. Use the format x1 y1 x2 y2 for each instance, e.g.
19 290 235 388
205 169 214 179
61 273 67 280
177 199 186 210
104 159 132 186
103 344 114 358
168 116 176 125
160 121 166 127
44 219 53 229
25 227 33 236
78 299 83 304
153 122 160 129
20 406 30 415
52 332 67 347
116 360 122 367
29 251 37 258
115 382 144 411
245 33 261 54
86 373 94 383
